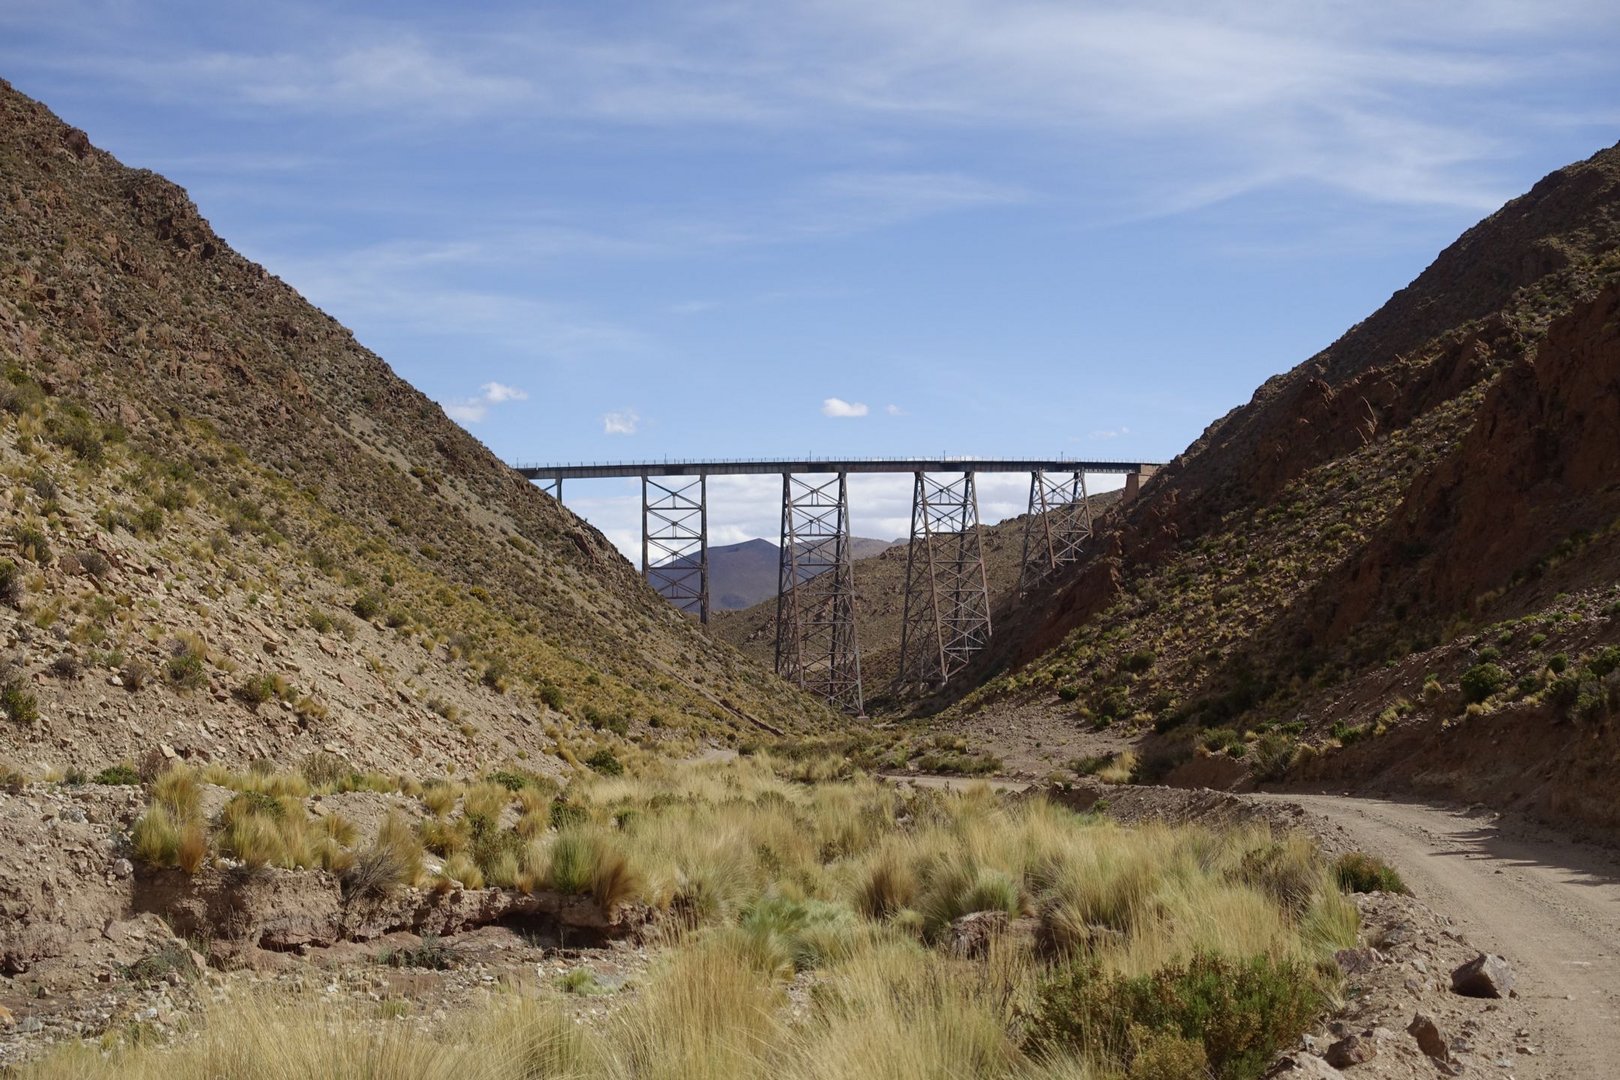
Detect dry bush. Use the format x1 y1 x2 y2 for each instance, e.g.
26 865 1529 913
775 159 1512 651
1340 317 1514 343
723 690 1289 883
343 813 422 898
441 852 485 889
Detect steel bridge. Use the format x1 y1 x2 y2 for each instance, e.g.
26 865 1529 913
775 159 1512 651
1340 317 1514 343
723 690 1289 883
514 458 1160 713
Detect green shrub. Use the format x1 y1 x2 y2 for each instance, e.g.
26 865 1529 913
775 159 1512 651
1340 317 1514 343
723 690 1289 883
1329 720 1369 746
539 683 565 711
0 559 22 607
351 590 386 621
488 769 533 792
10 523 51 564
1591 646 1620 678
1249 733 1297 780
92 763 141 785
1027 952 1328 1080
1120 650 1157 674
134 505 165 536
585 749 624 776
166 651 207 690
1199 728 1244 754
1 676 38 725
234 673 283 706
1459 663 1510 704
1333 852 1409 895
47 411 104 464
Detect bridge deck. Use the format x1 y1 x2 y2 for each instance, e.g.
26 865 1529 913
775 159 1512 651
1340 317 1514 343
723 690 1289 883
514 457 1159 480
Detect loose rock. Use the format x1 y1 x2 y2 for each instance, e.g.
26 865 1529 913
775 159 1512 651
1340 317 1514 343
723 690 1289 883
1450 952 1514 998
1408 1012 1449 1060
1324 1034 1377 1068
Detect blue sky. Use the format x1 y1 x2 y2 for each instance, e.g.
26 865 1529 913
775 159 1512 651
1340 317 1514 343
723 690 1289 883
3 1 1617 555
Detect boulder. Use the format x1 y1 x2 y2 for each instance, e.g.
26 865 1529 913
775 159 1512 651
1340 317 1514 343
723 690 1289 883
1333 946 1382 976
1451 952 1514 997
1407 1013 1448 1060
1325 1034 1377 1068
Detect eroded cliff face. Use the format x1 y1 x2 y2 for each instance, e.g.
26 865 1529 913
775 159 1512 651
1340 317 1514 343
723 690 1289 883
942 144 1620 825
1376 281 1620 617
968 142 1620 689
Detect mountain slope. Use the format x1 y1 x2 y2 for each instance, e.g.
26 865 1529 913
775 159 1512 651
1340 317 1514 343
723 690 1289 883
0 77 832 778
715 493 1119 699
651 536 898 612
943 142 1620 828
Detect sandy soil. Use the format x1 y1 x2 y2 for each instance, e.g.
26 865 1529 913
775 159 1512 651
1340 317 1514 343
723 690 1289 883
1258 793 1620 1078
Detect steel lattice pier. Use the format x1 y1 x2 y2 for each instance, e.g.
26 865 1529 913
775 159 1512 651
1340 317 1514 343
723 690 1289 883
1017 470 1095 592
895 471 993 691
642 476 708 624
774 473 864 715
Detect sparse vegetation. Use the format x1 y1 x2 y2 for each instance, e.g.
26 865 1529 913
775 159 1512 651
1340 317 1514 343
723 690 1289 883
165 636 209 691
92 763 141 785
1027 951 1329 1080
1333 852 1410 895
1 667 39 726
377 933 456 970
1459 662 1511 704
21 757 1357 1080
0 558 22 607
11 522 51 563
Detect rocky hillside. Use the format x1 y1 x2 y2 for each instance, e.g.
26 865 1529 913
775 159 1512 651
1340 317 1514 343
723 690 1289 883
0 77 834 781
945 142 1620 829
715 492 1118 701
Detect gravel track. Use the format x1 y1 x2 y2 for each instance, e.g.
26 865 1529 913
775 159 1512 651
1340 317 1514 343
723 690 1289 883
1258 794 1620 1078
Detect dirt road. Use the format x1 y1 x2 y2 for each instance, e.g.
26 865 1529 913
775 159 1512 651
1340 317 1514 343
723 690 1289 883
1263 794 1620 1077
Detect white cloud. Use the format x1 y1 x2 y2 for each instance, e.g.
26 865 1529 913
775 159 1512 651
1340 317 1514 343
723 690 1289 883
822 397 869 418
441 381 531 425
602 408 641 435
1089 426 1131 440
482 381 528 404
885 404 904 416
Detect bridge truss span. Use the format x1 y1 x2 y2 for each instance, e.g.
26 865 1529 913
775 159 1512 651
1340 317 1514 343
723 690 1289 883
518 457 1161 712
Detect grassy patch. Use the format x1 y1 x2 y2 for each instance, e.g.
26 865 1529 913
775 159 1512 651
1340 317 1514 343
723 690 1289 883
1333 852 1409 895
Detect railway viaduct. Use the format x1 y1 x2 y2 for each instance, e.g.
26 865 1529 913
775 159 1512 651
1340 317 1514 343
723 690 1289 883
515 458 1159 714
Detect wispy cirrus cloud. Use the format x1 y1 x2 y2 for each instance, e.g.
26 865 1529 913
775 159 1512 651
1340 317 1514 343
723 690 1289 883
23 1 1604 216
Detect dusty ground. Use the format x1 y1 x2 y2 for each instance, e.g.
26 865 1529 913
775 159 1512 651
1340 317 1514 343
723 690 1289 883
1260 793 1620 1079
918 697 1140 778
